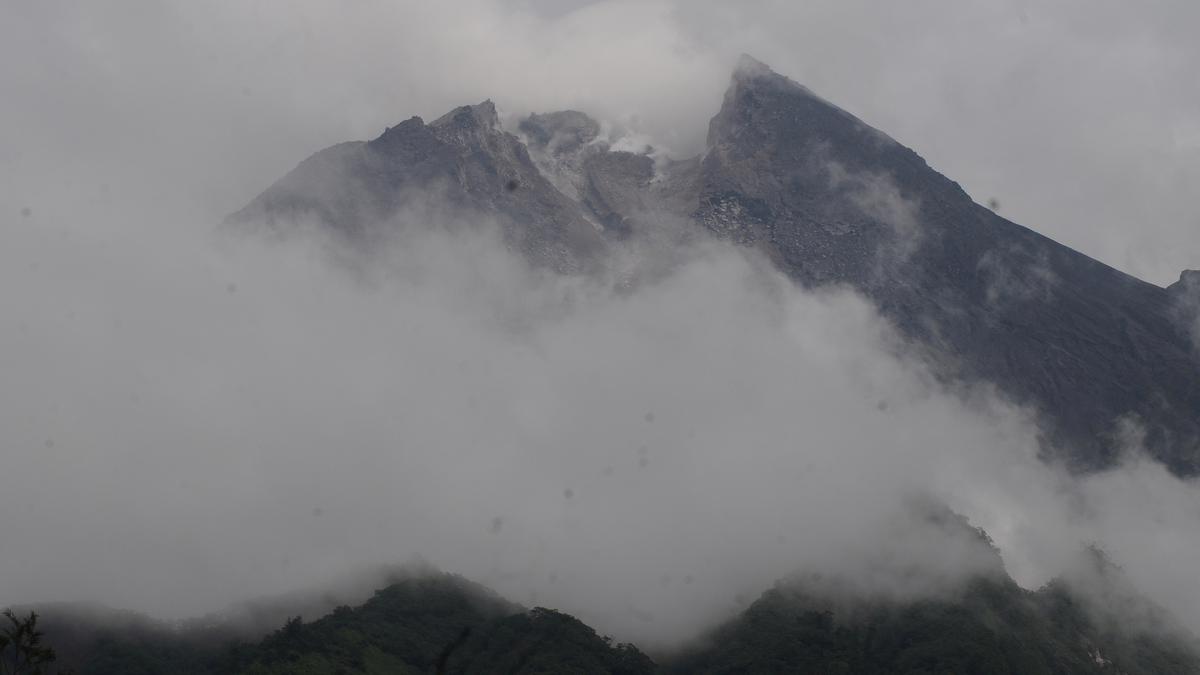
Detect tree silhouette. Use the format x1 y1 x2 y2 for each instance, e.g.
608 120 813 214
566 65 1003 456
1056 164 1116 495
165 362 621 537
0 610 58 675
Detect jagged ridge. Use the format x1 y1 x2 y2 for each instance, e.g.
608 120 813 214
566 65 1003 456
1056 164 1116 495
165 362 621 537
228 56 1200 475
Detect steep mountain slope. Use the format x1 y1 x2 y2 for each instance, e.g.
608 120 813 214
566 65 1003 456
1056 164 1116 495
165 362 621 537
696 56 1200 472
229 57 1200 474
227 101 607 274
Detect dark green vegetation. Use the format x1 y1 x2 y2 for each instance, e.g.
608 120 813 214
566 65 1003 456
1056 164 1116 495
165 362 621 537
225 576 653 675
662 537 1200 674
1 610 60 674
16 559 1198 675
26 575 653 674
666 577 1199 674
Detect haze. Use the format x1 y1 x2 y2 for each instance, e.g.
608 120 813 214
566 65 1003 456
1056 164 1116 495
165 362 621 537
3 0 1200 648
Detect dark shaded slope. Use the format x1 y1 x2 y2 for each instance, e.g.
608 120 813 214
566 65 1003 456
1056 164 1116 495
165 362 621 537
25 559 1199 674
223 574 653 675
228 58 1200 473
665 576 1200 675
698 56 1200 472
35 574 653 675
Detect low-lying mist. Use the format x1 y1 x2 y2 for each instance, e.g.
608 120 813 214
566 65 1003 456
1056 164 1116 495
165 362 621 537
3 196 1200 647
3 3 1200 650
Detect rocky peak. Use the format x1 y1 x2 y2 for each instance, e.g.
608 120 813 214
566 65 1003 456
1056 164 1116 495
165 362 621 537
431 99 499 130
429 100 501 148
1167 269 1200 341
697 54 928 258
368 116 446 160
1168 269 1200 295
708 55 820 149
732 53 772 79
229 58 1200 475
730 53 810 93
708 54 898 160
700 54 962 258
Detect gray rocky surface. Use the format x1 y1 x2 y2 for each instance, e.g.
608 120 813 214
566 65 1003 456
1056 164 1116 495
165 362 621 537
230 56 1200 474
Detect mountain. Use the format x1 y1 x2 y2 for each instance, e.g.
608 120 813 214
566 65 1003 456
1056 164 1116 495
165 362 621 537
16 503 1198 672
27 555 1199 674
30 574 655 675
665 516 1200 674
665 573 1199 674
226 576 654 675
228 101 607 274
229 56 1200 475
698 57 1200 473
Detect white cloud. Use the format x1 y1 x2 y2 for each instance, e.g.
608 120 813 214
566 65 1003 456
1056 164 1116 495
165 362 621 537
3 0 1200 650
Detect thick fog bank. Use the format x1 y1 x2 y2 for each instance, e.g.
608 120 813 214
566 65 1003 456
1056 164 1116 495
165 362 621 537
2 201 1199 645
4 0 1200 649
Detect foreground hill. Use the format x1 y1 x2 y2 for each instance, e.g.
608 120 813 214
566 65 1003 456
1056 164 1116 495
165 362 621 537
666 575 1198 674
22 552 1197 674
30 574 653 674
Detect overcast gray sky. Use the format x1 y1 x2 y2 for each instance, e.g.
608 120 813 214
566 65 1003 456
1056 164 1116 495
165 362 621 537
4 0 1198 283
3 0 1200 648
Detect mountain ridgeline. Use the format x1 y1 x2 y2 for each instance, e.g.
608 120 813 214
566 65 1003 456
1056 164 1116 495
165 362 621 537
18 57 1199 673
25 550 1200 674
230 56 1200 475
